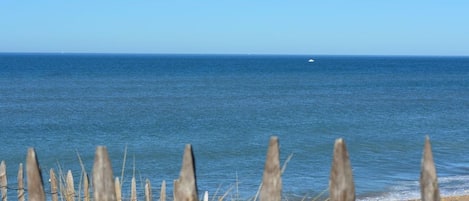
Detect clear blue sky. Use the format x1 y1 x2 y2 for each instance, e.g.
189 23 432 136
1 1 468 55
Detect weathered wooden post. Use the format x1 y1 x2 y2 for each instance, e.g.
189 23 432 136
145 179 152 201
420 136 441 201
0 161 7 201
173 144 198 201
93 146 117 201
26 148 46 201
83 173 90 201
17 163 24 201
160 180 166 201
115 177 122 201
329 138 355 201
66 170 75 201
260 136 282 201
50 169 58 201
131 176 137 201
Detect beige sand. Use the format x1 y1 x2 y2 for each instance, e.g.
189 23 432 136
409 195 469 201
441 196 469 201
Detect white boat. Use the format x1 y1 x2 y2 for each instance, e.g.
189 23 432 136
308 59 315 63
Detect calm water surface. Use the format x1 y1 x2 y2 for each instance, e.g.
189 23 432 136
1 54 469 200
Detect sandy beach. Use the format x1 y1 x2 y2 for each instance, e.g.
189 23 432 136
444 196 469 201
409 195 469 201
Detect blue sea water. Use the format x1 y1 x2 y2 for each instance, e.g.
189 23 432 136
1 53 469 200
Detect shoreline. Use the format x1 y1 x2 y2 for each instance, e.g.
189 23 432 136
441 195 469 201
409 195 469 201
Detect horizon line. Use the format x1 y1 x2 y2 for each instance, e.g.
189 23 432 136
1 51 468 57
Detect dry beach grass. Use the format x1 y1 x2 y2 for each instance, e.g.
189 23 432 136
1 136 467 201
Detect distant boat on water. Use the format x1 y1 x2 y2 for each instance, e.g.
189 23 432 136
308 59 315 63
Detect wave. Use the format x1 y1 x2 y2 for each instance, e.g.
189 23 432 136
358 175 469 201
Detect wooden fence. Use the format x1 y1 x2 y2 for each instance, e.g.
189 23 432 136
0 136 440 201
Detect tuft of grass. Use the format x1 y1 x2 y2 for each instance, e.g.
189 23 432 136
311 188 329 201
120 144 128 190
49 148 331 201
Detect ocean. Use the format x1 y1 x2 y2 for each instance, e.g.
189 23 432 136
1 53 468 200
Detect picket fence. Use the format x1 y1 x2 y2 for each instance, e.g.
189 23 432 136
0 136 441 201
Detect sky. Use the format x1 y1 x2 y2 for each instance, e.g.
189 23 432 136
1 1 468 56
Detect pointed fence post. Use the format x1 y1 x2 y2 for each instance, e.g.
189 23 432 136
93 146 117 201
131 176 137 201
18 163 24 201
173 144 198 201
145 179 152 201
420 136 441 201
66 170 75 201
50 169 58 201
329 138 355 201
0 161 7 201
83 173 90 201
115 177 122 201
160 180 166 201
260 136 282 201
26 148 46 201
